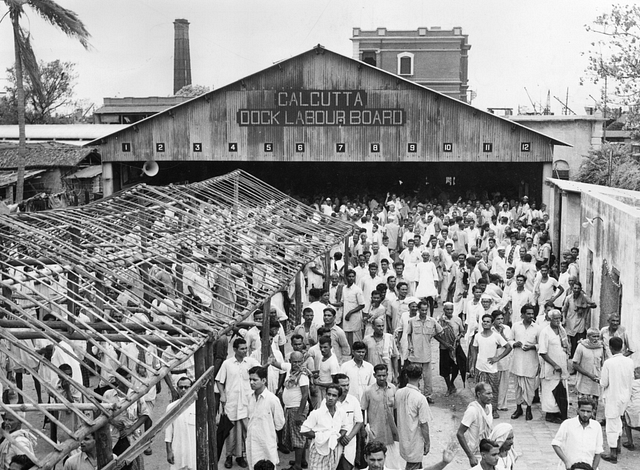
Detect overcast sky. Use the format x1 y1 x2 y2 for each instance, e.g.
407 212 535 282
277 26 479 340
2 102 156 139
0 0 630 114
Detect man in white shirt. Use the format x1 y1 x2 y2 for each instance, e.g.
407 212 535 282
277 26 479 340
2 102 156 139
216 338 261 469
465 220 480 251
343 270 366 345
552 397 603 470
340 341 374 402
359 263 383 312
503 275 534 326
600 337 635 463
334 373 364 470
246 366 285 469
399 239 421 294
165 377 196 470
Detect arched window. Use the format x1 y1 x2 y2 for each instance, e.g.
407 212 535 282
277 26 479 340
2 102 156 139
397 52 414 76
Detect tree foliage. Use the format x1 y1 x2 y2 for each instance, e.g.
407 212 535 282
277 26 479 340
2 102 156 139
585 4 640 136
3 60 78 123
2 0 90 202
174 84 211 97
575 143 640 190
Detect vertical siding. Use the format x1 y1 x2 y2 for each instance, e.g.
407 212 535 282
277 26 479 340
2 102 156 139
101 49 556 164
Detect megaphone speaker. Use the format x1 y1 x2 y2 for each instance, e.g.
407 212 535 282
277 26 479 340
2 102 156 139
142 160 159 177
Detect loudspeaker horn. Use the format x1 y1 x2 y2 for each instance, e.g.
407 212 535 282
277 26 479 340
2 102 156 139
142 160 159 177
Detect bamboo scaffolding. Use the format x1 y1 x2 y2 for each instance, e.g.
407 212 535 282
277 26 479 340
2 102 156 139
0 169 355 469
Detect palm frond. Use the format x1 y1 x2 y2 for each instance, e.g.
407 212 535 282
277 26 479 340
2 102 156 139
15 24 44 100
8 5 44 100
29 0 91 49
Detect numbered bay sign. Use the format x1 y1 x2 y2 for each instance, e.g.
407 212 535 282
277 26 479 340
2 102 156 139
521 142 531 152
193 143 202 152
408 143 417 153
156 143 165 152
122 143 131 152
371 143 380 152
295 143 305 152
264 143 273 152
228 143 238 152
443 143 453 152
483 143 493 153
336 143 346 153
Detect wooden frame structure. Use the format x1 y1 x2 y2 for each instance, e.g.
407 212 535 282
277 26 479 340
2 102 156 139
0 170 354 469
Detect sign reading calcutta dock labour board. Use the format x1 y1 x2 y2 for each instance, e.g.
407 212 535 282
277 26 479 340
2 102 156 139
91 45 569 201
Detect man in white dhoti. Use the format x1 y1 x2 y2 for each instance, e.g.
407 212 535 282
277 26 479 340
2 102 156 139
415 251 439 316
539 310 570 424
246 366 285 470
600 337 635 463
509 304 540 421
165 377 196 470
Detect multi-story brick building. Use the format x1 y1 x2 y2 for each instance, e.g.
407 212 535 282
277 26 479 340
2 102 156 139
351 27 471 102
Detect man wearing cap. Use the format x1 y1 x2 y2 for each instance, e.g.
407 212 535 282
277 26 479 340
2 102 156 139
321 198 334 216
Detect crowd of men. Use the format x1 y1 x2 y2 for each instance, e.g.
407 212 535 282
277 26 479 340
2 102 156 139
2 192 640 470
206 193 640 470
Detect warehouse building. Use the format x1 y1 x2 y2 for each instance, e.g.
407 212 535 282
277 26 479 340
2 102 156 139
91 45 568 206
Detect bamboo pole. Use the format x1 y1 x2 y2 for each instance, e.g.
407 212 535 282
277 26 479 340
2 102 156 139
261 298 271 365
205 339 217 464
324 250 331 290
0 319 189 334
7 329 196 345
294 270 302 326
95 417 113 469
195 341 211 470
3 403 115 412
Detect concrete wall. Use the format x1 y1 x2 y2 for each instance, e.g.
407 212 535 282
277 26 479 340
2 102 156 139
510 116 605 178
579 191 639 365
560 191 581 252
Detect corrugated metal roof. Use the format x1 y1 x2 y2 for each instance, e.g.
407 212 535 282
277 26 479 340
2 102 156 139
0 124 127 140
0 141 98 169
93 105 175 114
64 165 102 179
0 169 46 188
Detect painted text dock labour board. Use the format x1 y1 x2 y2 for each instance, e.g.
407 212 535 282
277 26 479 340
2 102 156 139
237 90 405 126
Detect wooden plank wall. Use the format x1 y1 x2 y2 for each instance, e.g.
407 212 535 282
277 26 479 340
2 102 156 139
100 50 554 164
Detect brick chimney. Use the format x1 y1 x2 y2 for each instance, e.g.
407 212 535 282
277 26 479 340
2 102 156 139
173 19 192 94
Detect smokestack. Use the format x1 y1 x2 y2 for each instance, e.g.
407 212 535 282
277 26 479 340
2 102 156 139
173 19 192 94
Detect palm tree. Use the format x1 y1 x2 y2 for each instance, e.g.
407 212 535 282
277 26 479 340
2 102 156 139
4 0 90 203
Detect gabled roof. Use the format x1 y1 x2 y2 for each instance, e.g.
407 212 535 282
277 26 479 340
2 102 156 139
87 45 571 148
0 141 99 169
